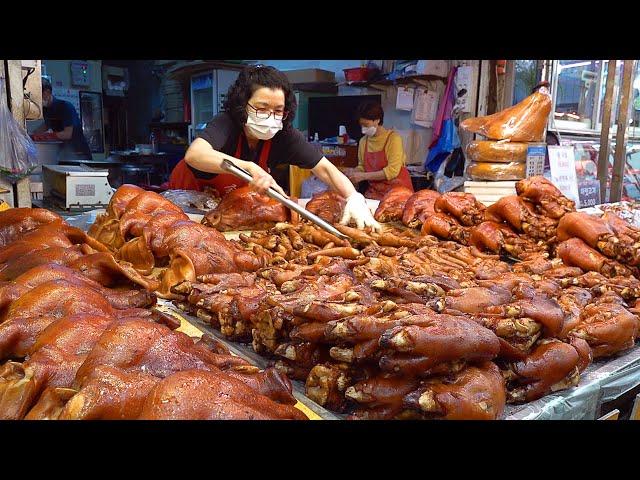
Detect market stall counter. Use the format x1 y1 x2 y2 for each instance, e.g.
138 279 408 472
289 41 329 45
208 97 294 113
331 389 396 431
59 183 640 420
6 172 639 420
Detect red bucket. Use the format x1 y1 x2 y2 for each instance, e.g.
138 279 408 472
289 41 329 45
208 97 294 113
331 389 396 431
343 67 372 82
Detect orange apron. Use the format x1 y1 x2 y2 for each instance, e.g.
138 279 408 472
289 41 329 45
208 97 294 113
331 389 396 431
363 130 413 200
168 134 272 197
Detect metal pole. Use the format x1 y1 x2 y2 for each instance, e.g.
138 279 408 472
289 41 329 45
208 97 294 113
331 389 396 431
598 60 617 203
610 60 636 202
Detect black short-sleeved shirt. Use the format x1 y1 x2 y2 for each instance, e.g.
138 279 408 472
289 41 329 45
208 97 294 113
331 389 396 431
43 98 92 158
190 112 322 180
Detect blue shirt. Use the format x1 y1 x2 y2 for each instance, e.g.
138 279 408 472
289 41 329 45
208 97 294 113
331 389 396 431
43 97 92 157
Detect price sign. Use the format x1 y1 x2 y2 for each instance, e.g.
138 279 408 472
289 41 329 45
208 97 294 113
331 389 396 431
525 143 546 177
578 180 600 208
548 145 580 207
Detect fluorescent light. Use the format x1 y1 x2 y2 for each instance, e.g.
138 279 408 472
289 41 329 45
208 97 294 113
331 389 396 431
559 61 593 71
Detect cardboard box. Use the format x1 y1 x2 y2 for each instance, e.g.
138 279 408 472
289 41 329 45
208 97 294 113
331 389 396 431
284 69 336 84
415 60 449 78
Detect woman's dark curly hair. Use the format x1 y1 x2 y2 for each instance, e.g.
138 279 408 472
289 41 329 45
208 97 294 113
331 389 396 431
222 65 297 130
357 100 384 125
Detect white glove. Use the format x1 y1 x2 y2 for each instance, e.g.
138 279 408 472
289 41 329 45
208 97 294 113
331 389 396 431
339 192 382 231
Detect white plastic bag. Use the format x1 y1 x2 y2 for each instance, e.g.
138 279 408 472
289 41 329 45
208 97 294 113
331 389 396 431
433 155 465 193
0 78 38 181
301 175 330 198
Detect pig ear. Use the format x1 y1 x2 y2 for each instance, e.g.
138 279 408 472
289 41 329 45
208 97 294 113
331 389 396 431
202 211 221 227
196 332 231 356
149 308 181 331
24 386 78 420
158 250 195 300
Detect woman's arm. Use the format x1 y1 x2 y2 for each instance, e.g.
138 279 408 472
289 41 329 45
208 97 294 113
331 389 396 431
312 158 381 231
185 138 286 196
354 169 387 182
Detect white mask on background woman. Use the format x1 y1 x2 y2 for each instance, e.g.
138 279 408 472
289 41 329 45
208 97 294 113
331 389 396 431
246 110 283 140
361 125 377 137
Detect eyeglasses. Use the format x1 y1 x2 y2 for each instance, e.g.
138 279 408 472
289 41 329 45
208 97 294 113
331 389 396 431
247 102 288 121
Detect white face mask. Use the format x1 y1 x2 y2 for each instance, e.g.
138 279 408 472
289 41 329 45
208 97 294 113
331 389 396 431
361 125 377 137
246 110 283 140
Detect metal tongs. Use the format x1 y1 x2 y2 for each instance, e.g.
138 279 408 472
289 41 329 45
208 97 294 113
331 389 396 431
221 158 349 240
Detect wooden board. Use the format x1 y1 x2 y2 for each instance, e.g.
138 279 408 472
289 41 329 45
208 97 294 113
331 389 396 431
5 60 25 125
598 409 620 420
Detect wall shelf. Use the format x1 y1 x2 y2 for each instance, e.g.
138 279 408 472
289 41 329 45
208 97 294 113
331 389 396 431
343 74 447 89
291 82 338 94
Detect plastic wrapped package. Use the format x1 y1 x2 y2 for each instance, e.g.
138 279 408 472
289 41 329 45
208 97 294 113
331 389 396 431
460 85 552 142
0 78 38 181
465 141 528 163
161 189 220 213
467 162 526 181
434 149 465 193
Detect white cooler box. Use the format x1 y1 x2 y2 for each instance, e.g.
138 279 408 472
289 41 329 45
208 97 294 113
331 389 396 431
43 165 114 210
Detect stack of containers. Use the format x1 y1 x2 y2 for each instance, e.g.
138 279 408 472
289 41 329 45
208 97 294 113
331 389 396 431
460 83 553 205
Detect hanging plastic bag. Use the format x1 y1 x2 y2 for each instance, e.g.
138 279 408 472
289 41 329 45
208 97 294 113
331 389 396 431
424 118 461 174
434 148 466 194
0 78 38 182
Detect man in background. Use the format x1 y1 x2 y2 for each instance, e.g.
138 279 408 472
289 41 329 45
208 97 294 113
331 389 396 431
32 78 92 160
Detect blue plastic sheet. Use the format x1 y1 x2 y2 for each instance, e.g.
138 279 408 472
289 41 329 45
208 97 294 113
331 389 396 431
424 119 461 174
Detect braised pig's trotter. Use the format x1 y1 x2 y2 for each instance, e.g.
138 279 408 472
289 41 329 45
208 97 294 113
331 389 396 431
375 187 414 223
516 176 575 219
402 362 506 419
305 190 347 224
402 190 441 228
502 339 587 404
202 186 288 231
139 370 306 420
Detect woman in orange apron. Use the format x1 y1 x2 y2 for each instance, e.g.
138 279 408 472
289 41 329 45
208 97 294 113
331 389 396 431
174 64 381 230
347 100 413 200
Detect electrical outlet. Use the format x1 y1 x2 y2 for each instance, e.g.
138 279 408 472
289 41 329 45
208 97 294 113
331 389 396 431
455 66 473 113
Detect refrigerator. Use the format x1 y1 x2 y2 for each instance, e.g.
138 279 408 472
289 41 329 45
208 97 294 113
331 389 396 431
190 69 239 136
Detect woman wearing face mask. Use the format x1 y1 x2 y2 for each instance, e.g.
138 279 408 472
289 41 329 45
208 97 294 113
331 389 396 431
170 65 380 230
344 101 413 200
